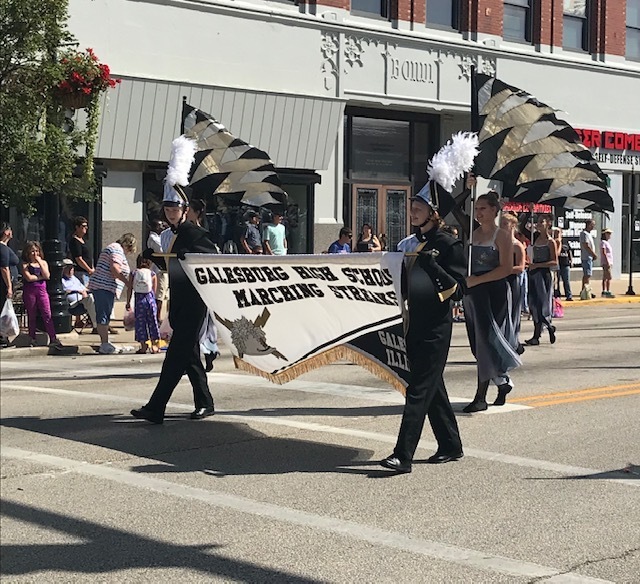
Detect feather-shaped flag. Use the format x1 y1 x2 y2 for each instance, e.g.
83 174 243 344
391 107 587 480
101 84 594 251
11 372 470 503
471 73 613 212
180 103 287 208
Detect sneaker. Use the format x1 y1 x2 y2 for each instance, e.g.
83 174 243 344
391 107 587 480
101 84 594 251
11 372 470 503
98 342 117 355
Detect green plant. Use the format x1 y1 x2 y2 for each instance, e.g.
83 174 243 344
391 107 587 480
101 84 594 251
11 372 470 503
54 47 120 186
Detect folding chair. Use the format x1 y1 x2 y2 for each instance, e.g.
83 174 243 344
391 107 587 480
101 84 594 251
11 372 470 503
69 301 92 334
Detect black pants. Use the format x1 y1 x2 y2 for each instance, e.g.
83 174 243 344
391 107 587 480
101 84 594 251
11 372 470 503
145 310 214 414
393 321 462 462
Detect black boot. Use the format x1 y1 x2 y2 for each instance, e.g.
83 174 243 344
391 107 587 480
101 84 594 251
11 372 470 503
204 351 220 372
525 323 542 346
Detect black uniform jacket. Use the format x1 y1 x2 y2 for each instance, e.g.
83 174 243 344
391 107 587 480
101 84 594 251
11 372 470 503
144 221 217 329
405 228 467 337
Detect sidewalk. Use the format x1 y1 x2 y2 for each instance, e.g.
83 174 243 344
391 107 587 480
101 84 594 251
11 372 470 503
561 276 640 309
0 300 142 360
1 278 639 360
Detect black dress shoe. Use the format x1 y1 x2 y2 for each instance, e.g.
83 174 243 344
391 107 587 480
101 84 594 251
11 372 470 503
462 399 488 413
190 406 215 420
131 407 163 424
524 338 540 346
426 452 464 464
380 455 412 474
548 325 556 344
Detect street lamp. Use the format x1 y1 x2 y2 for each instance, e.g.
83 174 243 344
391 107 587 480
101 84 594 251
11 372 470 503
43 190 71 333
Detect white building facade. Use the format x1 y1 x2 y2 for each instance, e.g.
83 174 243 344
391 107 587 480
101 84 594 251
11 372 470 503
68 0 640 276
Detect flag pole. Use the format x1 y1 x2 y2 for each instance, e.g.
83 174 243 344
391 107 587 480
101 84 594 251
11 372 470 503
180 96 187 135
468 66 480 276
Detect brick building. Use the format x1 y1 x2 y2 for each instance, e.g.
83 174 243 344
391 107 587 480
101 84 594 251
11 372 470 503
5 0 639 276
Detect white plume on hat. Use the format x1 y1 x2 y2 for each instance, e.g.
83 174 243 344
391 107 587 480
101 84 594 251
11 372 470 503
163 135 197 204
426 132 479 193
166 135 197 188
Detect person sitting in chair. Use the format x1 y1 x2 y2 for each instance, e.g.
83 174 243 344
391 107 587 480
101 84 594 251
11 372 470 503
62 259 97 330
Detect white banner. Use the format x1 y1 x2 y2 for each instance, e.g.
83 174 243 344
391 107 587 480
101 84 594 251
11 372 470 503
181 253 408 391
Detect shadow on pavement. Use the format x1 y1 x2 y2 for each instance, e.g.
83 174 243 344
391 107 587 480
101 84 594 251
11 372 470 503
0 500 323 582
527 464 639 481
222 405 402 418
0 414 375 478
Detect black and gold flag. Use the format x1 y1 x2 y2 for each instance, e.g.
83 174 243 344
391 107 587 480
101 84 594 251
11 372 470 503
472 73 614 213
181 103 287 207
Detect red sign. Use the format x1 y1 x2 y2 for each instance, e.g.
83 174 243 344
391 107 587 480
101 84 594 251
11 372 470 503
502 202 553 214
575 128 640 152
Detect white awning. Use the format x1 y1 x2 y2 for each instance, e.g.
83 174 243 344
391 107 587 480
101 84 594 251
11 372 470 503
93 76 345 170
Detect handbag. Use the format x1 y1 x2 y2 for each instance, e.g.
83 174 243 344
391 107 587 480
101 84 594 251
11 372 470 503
159 316 173 340
552 297 564 319
0 299 20 338
123 307 136 331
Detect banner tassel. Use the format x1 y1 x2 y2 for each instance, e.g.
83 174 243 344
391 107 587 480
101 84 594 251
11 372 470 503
233 346 407 396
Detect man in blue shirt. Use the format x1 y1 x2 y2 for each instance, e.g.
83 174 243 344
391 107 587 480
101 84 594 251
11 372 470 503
241 212 263 254
328 227 352 254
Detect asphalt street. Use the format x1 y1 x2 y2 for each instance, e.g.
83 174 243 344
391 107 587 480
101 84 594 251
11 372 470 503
1 304 639 583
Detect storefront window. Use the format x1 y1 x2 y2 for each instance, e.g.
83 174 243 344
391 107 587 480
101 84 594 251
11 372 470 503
283 184 310 254
1 194 98 260
351 118 410 180
142 171 314 254
622 172 640 272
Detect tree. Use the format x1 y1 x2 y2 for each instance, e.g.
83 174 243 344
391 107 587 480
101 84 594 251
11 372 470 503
0 0 96 214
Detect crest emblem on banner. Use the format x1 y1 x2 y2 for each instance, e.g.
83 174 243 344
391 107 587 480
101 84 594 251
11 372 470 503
215 309 286 360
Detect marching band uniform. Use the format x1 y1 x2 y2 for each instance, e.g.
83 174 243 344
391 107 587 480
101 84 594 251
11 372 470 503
381 182 467 474
131 185 217 424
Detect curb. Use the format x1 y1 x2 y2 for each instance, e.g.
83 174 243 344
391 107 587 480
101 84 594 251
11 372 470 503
0 343 153 360
562 295 640 308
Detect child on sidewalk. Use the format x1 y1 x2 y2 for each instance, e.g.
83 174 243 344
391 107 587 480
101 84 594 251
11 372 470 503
600 228 615 298
20 241 60 347
126 255 160 354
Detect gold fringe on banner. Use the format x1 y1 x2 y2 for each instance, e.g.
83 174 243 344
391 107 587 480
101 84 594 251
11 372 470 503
233 346 407 396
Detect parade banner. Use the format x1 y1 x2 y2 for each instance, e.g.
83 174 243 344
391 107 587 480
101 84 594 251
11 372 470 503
181 253 409 393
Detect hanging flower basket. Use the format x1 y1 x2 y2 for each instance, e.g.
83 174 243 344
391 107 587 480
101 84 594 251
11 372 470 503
54 48 120 109
58 91 93 110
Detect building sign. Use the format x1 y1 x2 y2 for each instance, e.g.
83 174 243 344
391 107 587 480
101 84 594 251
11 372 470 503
558 209 593 268
502 202 553 214
575 128 640 167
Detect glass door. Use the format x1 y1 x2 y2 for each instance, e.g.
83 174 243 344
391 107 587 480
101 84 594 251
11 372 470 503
352 184 409 251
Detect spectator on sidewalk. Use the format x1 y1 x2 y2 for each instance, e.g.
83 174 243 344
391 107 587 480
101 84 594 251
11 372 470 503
580 219 597 297
328 228 352 254
62 260 97 329
240 211 263 254
126 255 161 354
262 211 288 255
147 218 169 322
600 228 615 298
89 233 136 354
0 223 20 348
556 231 573 301
68 216 94 286
20 241 60 347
